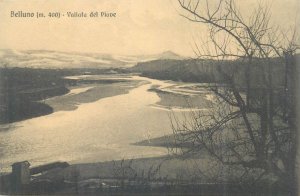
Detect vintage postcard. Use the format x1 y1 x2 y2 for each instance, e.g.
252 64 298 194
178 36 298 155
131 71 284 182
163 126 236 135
0 0 299 195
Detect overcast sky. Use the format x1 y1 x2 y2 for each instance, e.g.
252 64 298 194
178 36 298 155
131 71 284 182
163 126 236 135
0 0 298 57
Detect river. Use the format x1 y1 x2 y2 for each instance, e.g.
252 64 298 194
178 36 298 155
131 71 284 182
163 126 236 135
0 76 197 172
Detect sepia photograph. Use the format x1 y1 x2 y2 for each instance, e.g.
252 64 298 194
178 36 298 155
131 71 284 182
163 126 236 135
0 0 299 195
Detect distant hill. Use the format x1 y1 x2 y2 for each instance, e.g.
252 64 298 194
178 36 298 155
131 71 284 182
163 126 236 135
158 50 184 60
0 49 184 69
0 49 129 69
135 50 184 61
130 58 286 86
131 59 221 83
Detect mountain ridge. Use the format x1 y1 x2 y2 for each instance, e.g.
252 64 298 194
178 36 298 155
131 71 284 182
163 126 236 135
0 49 185 69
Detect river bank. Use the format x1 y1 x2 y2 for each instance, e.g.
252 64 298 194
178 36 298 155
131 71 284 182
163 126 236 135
44 76 141 112
0 67 131 124
1 154 286 195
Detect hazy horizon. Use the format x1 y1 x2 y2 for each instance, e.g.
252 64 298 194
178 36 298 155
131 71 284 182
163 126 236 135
0 48 186 57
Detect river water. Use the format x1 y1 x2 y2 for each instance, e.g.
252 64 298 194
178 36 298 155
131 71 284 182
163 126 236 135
0 76 190 172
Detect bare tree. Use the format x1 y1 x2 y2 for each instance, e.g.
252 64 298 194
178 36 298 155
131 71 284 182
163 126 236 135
172 0 299 193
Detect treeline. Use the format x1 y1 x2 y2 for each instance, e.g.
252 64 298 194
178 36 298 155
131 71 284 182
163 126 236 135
131 57 290 88
0 68 67 124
